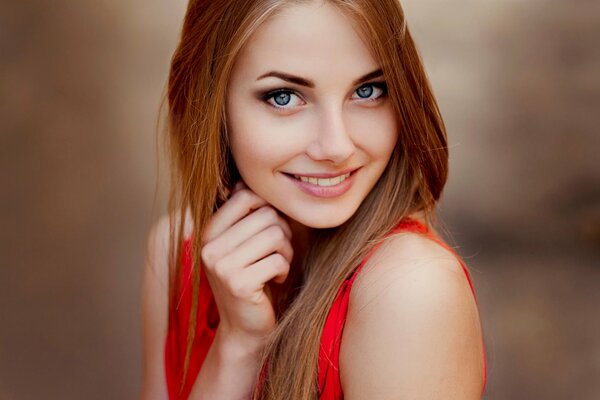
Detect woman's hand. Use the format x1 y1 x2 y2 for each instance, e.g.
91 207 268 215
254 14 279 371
199 180 293 345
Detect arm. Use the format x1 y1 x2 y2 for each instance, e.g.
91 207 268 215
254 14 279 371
140 214 266 400
142 180 293 399
339 233 485 399
188 328 266 400
140 215 171 400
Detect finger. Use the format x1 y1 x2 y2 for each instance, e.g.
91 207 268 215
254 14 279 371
202 189 268 244
242 253 290 286
218 224 294 274
208 206 292 257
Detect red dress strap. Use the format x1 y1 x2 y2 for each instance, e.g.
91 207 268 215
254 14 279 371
164 218 487 399
164 234 220 400
317 217 487 399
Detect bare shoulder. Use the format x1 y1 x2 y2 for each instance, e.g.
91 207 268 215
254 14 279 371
339 231 485 399
140 208 193 400
145 208 194 288
350 230 472 304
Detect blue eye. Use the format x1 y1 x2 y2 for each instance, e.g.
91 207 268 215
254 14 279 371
273 92 291 106
352 82 387 101
261 81 388 112
263 89 304 110
357 85 374 98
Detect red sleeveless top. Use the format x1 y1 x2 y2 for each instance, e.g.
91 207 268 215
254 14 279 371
164 218 487 399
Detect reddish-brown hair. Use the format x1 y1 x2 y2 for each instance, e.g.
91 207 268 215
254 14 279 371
163 0 448 398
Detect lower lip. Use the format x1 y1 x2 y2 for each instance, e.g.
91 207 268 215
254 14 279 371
283 169 358 198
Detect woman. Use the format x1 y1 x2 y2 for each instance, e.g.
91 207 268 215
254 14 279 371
141 0 487 399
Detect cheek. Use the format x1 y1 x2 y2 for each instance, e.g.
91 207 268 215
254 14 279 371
227 101 303 173
351 106 398 158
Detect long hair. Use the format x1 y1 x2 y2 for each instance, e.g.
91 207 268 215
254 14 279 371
163 0 449 398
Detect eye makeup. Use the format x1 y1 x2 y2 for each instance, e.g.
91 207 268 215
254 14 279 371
354 81 388 100
256 81 388 111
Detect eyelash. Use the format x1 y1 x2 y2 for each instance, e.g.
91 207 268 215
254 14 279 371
261 82 388 112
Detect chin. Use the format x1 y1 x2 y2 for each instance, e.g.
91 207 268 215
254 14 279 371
279 204 357 229
247 177 364 229
298 216 348 229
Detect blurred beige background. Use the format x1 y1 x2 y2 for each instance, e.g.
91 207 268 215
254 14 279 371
1 0 598 399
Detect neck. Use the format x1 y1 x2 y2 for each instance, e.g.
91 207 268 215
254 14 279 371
288 217 313 267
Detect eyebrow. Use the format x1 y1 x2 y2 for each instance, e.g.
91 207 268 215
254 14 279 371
255 68 384 88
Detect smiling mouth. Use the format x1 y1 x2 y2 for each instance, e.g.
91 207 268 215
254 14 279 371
287 172 351 186
281 168 359 198
282 168 359 187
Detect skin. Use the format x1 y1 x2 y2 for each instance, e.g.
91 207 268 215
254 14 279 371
225 0 398 235
340 233 485 399
141 2 484 398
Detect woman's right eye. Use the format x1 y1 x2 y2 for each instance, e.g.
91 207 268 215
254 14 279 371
262 89 305 111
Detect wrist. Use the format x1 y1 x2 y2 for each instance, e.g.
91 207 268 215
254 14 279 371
215 327 267 363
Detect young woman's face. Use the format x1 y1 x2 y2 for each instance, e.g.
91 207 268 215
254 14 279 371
226 1 398 229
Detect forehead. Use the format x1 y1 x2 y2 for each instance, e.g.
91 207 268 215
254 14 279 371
232 2 379 85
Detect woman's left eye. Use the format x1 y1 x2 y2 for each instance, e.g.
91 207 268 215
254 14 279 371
352 82 387 101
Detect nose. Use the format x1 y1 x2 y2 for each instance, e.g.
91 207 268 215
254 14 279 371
305 104 356 164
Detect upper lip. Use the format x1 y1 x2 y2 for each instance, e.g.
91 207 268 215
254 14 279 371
283 167 360 178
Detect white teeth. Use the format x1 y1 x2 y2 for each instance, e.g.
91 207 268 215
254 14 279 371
293 172 351 186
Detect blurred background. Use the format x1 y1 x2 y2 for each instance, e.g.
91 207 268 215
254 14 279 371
1 0 598 398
